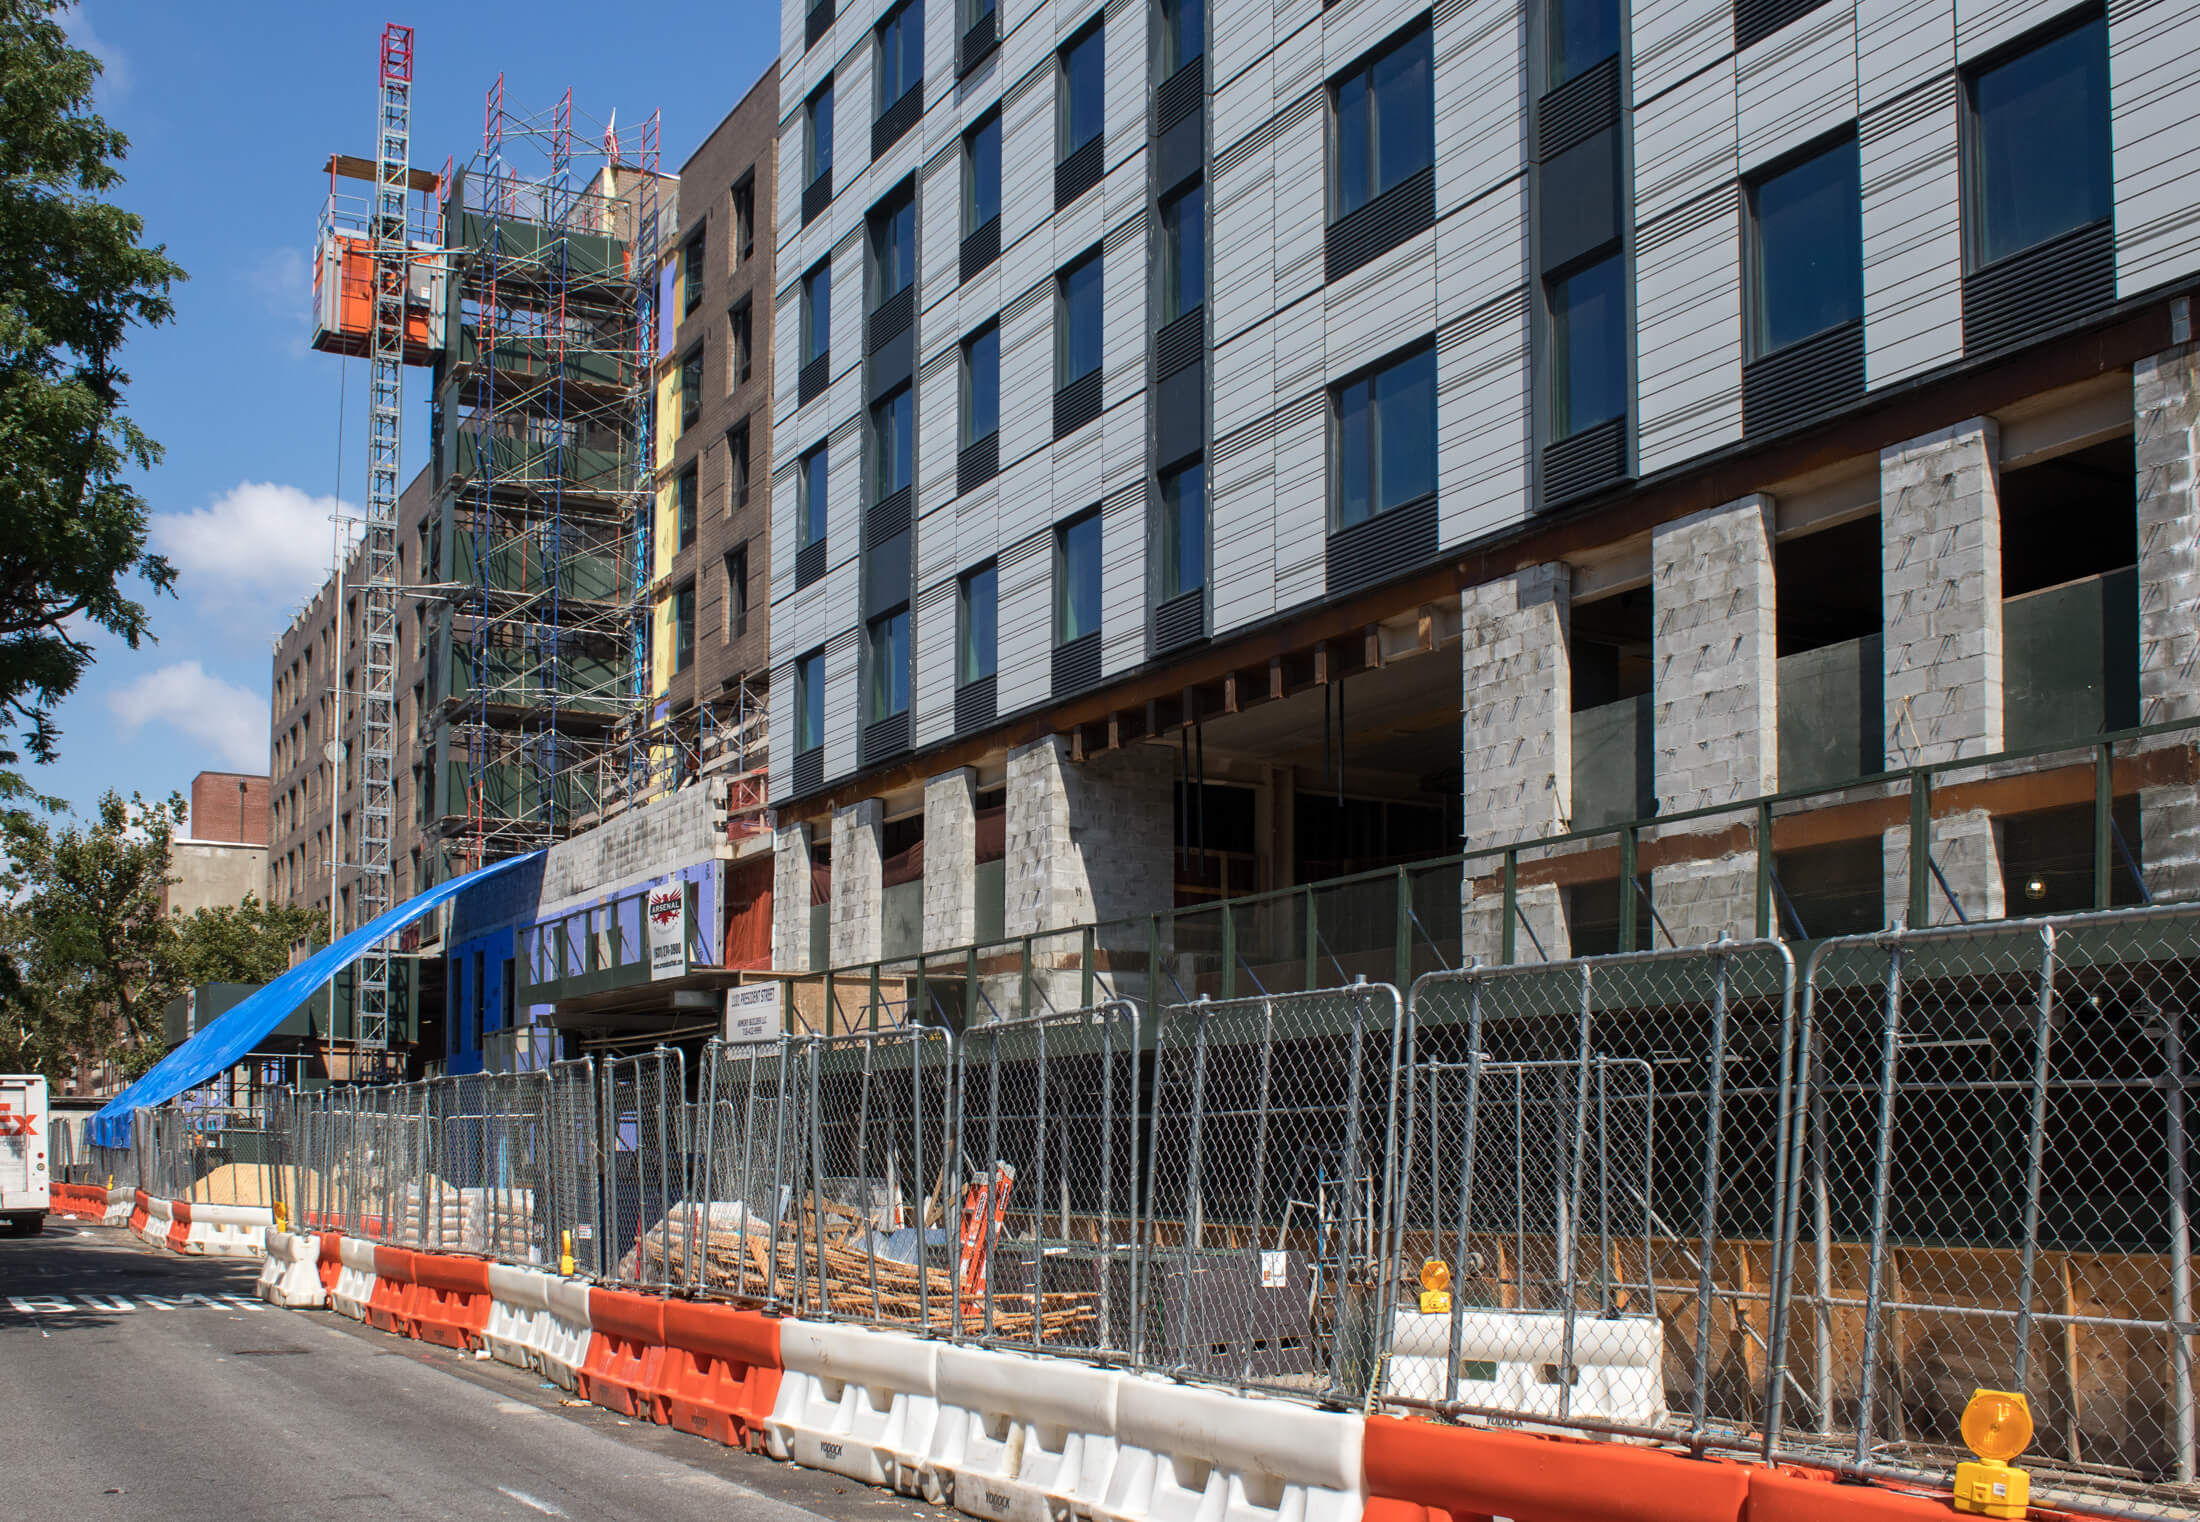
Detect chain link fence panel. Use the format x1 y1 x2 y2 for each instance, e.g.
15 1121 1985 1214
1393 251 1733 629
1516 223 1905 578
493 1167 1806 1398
601 1048 689 1290
691 1037 803 1305
545 1056 602 1277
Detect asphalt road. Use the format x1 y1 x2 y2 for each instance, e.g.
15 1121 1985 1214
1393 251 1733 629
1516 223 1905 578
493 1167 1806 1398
1 1220 933 1522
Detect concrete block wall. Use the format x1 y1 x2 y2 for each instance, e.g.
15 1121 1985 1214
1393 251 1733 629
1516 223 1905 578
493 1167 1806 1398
2136 342 2200 902
1003 737 1174 940
829 799 883 967
1882 419 2004 768
923 769 977 952
1885 809 2006 927
536 782 731 909
771 820 814 972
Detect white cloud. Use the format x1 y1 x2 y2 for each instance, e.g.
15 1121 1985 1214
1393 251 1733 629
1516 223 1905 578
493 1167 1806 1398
151 481 358 606
58 3 129 100
106 661 267 772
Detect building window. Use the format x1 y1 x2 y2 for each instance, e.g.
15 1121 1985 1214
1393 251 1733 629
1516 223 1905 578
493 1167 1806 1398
799 443 829 548
682 229 705 315
728 419 751 507
960 561 998 682
1056 510 1101 644
877 0 924 113
1747 135 1862 358
872 384 914 501
729 299 753 384
801 261 831 365
1057 250 1103 386
1159 0 1204 77
1332 24 1433 221
1549 253 1625 439
1964 11 2110 269
677 464 698 549
680 346 703 431
796 650 825 753
965 110 1001 235
806 82 835 185
1161 181 1205 323
726 546 749 638
673 581 696 672
964 0 995 30
1332 344 1436 530
732 174 755 263
962 324 1000 446
1548 0 1619 91
1059 23 1104 162
1162 457 1206 598
868 606 911 720
872 192 916 306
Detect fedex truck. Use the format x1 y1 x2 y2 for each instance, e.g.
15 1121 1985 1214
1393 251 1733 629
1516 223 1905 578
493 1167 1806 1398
0 1074 49 1235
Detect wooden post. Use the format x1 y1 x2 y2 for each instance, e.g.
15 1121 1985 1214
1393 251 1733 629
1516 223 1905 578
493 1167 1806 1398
2059 1255 2084 1463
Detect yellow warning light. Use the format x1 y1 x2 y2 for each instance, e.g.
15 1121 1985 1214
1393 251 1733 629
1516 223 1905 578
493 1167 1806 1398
1953 1389 2032 1518
273 1200 289 1234
1418 1259 1452 1315
560 1229 576 1278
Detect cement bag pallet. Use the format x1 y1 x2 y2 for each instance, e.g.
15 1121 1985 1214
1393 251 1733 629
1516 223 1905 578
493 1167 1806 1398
1092 1375 1365 1522
927 1342 1120 1522
257 1229 326 1308
767 1319 942 1493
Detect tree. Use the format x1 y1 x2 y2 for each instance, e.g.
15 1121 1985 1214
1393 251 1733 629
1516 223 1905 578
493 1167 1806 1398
167 894 325 993
0 0 186 808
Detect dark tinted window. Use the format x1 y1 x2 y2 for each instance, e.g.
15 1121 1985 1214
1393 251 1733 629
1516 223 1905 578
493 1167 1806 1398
1162 182 1206 322
961 562 998 682
963 324 1000 444
1551 253 1626 438
874 195 916 301
807 84 835 180
1334 25 1433 219
1160 0 1204 75
868 608 911 719
1057 512 1102 643
796 650 825 752
966 112 1002 231
802 263 831 362
1061 25 1105 158
1968 13 2110 266
1162 458 1206 598
1749 136 1862 356
1334 345 1435 529
1058 251 1103 385
878 0 924 107
800 445 829 547
673 582 696 671
1548 0 1618 90
677 465 697 548
873 385 913 499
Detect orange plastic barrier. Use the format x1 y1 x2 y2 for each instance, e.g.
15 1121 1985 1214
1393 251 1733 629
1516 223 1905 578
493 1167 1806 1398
1363 1415 1750 1522
1746 1468 1958 1522
409 1252 493 1350
655 1300 783 1450
166 1199 192 1252
129 1189 149 1234
368 1246 417 1337
318 1231 343 1293
50 1183 104 1219
577 1288 668 1419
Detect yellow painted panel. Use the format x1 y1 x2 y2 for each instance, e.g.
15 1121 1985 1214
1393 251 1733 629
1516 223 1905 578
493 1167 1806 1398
653 482 678 582
654 369 678 468
650 594 673 699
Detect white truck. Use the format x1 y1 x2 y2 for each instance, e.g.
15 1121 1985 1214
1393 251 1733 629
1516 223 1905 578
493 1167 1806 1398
0 1074 50 1236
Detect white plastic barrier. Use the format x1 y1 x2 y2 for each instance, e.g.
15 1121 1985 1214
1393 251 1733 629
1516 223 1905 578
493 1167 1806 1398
927 1344 1121 1522
137 1195 174 1249
1384 1309 1666 1430
181 1202 273 1259
102 1185 133 1228
485 1263 551 1370
767 1320 943 1492
332 1235 380 1322
258 1229 326 1307
536 1275 594 1391
1093 1376 1365 1522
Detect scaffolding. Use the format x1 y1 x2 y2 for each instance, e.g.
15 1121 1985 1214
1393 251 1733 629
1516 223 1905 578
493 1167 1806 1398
425 82 666 870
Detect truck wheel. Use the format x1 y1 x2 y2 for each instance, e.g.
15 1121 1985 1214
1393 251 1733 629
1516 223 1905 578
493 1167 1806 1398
22 1212 44 1236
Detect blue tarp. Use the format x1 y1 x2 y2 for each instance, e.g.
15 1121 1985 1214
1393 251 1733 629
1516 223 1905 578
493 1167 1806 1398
88 851 543 1147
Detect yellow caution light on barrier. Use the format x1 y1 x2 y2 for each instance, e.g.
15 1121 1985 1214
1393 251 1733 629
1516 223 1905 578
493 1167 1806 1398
273 1200 289 1234
1953 1388 2033 1518
560 1229 575 1278
1418 1258 1452 1315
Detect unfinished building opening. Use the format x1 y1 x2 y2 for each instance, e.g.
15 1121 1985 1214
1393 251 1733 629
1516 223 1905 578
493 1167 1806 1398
2000 795 2147 914
880 809 924 961
2000 434 2138 749
1175 780 1257 906
974 786 1006 945
1775 513 1883 791
1568 585 1653 830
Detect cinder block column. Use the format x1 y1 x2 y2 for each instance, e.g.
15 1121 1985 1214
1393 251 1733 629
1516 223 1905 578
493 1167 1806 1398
1460 565 1573 962
923 768 978 952
2137 344 2200 902
1881 418 2002 927
771 820 814 972
1004 737 1174 937
1649 495 1777 945
829 798 883 967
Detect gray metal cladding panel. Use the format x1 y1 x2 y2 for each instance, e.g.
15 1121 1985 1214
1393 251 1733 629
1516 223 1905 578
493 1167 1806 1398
962 217 1001 284
791 745 824 796
1154 61 1203 137
1054 369 1104 440
872 86 923 162
1153 588 1205 653
959 431 1000 494
802 170 832 228
1057 136 1105 212
1325 491 1438 596
1155 306 1205 380
1541 415 1629 506
867 284 914 355
1538 127 1621 274
805 0 832 50
1156 111 1204 197
959 12 998 76
795 538 829 589
1325 165 1437 282
869 327 914 403
862 711 911 766
1052 630 1102 696
1742 317 1864 437
864 529 910 614
866 486 913 548
799 352 831 406
1156 361 1205 468
1734 0 1838 52
1962 218 2114 355
1537 56 1621 161
956 673 998 733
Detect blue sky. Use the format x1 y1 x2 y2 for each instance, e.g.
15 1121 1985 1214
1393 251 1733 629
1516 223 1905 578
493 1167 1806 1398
34 1 779 829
